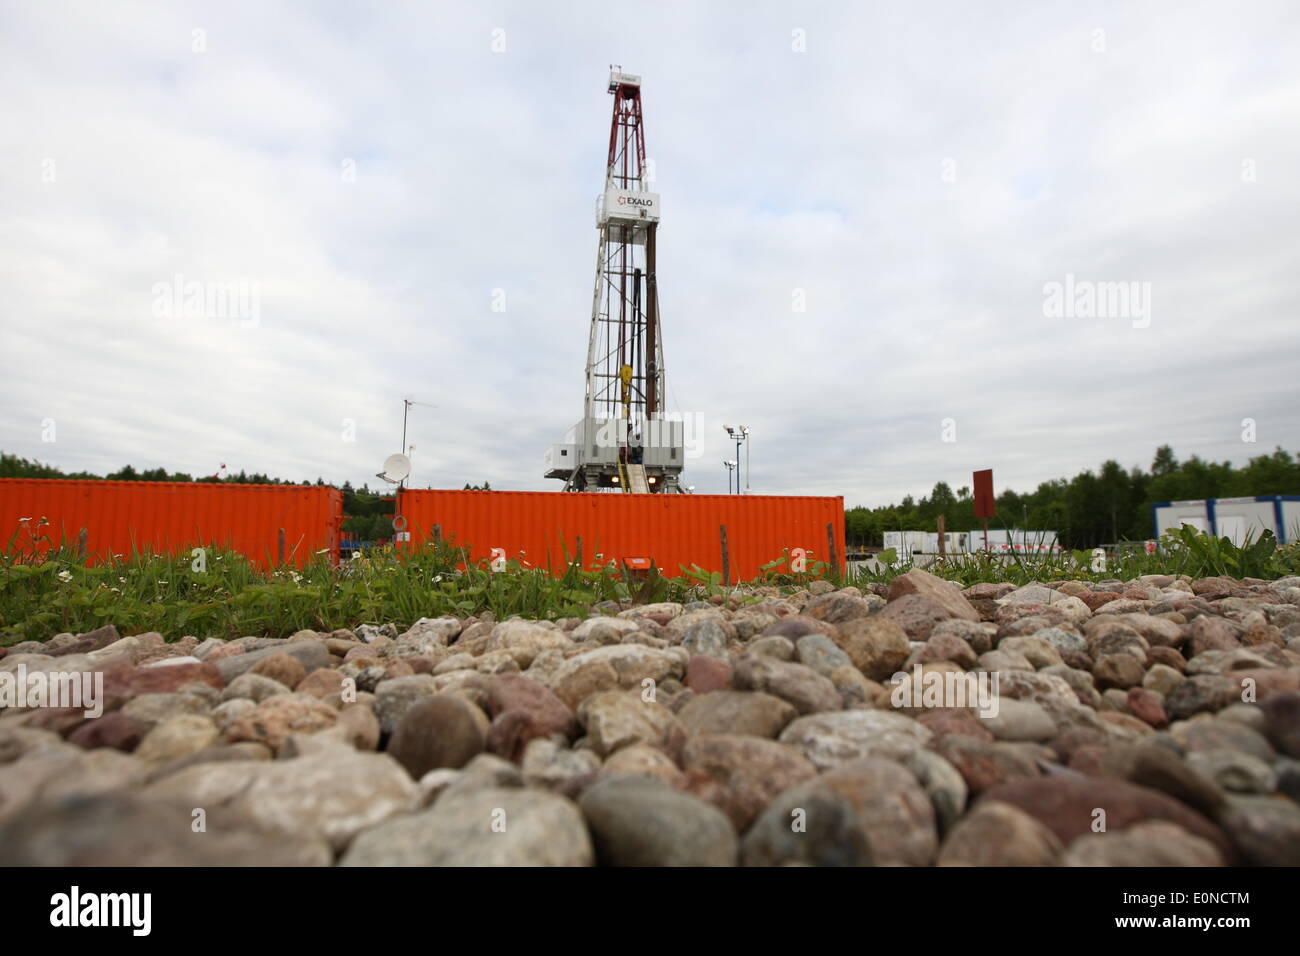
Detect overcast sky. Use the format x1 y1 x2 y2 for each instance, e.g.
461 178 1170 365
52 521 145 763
2 0 1298 506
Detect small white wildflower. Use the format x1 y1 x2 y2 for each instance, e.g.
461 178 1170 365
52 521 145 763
57 570 73 583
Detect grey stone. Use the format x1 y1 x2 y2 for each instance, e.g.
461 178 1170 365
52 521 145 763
372 675 441 735
681 618 731 660
778 710 933 771
937 800 1063 866
1185 749 1278 794
0 792 330 866
220 672 290 703
902 748 968 836
120 692 209 731
520 738 601 791
1034 627 1088 656
979 699 1057 742
675 690 796 738
732 654 841 715
741 787 873 867
1218 794 1300 866
145 747 415 851
795 634 854 676
579 775 737 866
341 786 593 866
213 639 331 684
747 636 795 661
1063 821 1223 866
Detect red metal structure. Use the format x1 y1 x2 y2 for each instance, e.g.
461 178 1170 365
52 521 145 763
1 479 844 580
399 489 845 581
0 479 342 569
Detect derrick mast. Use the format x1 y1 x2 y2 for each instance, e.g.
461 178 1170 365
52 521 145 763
545 70 685 493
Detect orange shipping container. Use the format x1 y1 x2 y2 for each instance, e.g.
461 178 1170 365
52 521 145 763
0 479 342 569
397 489 845 580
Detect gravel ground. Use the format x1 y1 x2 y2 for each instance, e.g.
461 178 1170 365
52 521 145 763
1 567 1299 866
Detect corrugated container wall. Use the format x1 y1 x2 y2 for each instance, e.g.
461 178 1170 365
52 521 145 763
398 490 845 580
0 479 342 569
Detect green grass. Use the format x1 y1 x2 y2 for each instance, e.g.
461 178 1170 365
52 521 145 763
2 526 1296 646
854 525 1300 588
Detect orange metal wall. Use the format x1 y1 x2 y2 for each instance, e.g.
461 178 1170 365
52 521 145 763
398 489 845 580
0 479 342 569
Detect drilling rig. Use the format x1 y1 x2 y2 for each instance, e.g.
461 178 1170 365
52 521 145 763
544 70 685 493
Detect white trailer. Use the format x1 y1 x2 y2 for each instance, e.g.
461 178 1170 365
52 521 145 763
967 529 1060 554
1283 498 1300 545
1152 500 1212 538
883 531 929 561
1014 529 1061 553
926 531 973 554
1153 496 1300 545
970 529 1012 553
1211 497 1281 547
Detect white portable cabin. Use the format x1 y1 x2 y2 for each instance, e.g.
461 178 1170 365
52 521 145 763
967 528 1060 555
1283 498 1300 544
1152 496 1300 545
883 531 929 560
1152 500 1212 537
925 531 972 554
1014 530 1061 554
970 528 1010 552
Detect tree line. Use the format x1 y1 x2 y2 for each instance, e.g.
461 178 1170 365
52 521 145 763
846 446 1300 550
0 454 328 486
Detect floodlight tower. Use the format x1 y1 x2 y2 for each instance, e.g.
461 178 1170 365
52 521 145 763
724 425 750 494
545 69 686 493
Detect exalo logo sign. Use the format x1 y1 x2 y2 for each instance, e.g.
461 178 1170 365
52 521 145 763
603 188 660 222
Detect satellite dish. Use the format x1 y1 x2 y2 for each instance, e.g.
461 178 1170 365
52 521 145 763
377 453 411 484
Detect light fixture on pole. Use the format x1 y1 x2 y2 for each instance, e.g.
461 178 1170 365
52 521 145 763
723 459 737 495
724 425 749 495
